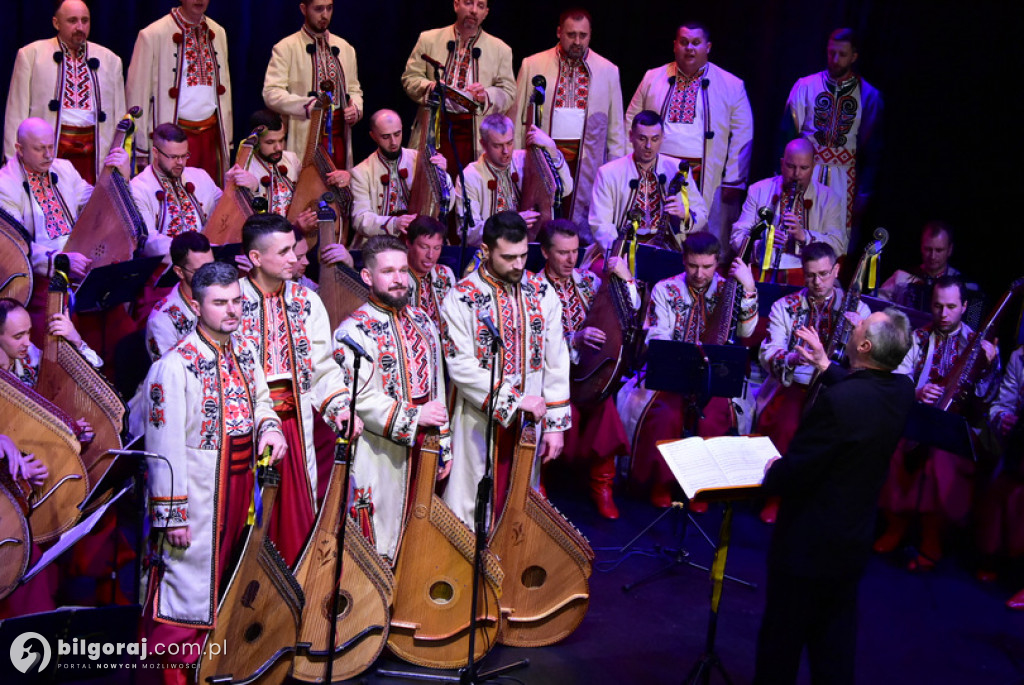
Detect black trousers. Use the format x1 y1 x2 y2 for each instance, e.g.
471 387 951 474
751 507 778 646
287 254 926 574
753 566 860 685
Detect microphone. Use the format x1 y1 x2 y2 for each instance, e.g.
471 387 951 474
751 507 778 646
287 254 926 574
421 53 445 70
335 330 373 362
756 206 774 223
531 74 546 101
109 448 162 460
626 208 643 224
480 314 504 348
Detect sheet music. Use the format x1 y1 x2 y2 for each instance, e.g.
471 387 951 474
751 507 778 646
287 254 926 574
658 436 780 500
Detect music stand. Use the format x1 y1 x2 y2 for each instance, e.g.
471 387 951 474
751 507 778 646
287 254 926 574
614 342 755 592
73 257 162 313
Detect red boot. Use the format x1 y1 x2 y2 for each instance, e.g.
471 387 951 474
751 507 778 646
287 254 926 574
760 497 781 524
590 457 619 520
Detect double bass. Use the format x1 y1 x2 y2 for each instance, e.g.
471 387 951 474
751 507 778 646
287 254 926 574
388 430 504 668
518 75 564 240
34 256 126 507
407 87 451 224
288 87 351 248
289 439 394 682
64 108 148 269
203 127 270 245
315 203 367 331
571 212 646 410
0 368 87 543
489 420 594 646
198 465 305 684
0 206 32 305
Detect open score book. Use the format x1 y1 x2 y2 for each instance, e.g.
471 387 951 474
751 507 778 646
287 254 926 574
657 435 782 501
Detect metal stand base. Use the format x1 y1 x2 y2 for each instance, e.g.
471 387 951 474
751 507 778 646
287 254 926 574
377 657 529 683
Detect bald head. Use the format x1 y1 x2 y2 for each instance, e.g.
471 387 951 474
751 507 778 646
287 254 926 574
53 0 90 50
369 109 404 159
16 119 56 173
780 137 816 189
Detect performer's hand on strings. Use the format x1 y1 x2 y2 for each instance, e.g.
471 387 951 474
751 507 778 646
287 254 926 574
74 418 95 446
48 312 84 347
224 164 259 192
518 210 540 229
467 82 487 105
575 326 606 351
166 526 191 549
519 395 547 421
258 429 288 465
664 196 687 220
430 153 447 171
917 383 943 405
525 125 558 154
103 147 131 177
321 243 353 267
982 338 999 364
295 208 319 233
2 435 48 487
326 169 351 188
539 431 564 463
728 256 756 293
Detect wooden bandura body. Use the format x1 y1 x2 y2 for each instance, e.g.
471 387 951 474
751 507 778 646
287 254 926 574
388 431 504 668
489 421 593 647
407 90 451 224
288 93 350 248
518 75 563 240
33 258 125 506
198 466 305 684
703 218 766 346
0 368 87 544
571 218 646 410
0 206 32 305
64 108 147 269
315 205 367 331
203 128 266 245
289 448 394 683
0 458 31 600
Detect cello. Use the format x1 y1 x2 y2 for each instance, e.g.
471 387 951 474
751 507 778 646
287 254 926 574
198 465 305 684
518 75 564 240
0 368 88 543
571 212 646 410
203 127 269 245
289 436 394 682
489 420 594 647
64 108 148 269
34 256 126 507
288 87 351 249
388 430 505 668
0 206 32 305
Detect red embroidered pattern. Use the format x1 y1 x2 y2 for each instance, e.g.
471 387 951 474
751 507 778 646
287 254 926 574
25 170 73 240
629 164 663 239
378 154 409 215
172 8 216 88
444 31 477 90
254 156 293 217
554 53 590 109
485 160 519 213
398 313 430 399
924 329 962 385
156 174 202 237
60 43 92 111
665 66 705 125
550 275 586 335
412 271 438 322
303 27 346 105
263 292 293 378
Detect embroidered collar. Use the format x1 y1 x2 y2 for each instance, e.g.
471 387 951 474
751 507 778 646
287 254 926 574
301 25 332 44
672 62 708 84
556 45 589 66
480 265 519 295
171 7 207 29
197 324 231 353
248 275 286 299
57 39 86 60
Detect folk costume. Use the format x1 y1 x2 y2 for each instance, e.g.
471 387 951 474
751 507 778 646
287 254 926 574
511 46 627 226
626 61 753 248
440 267 572 527
4 37 126 184
130 164 222 258
878 265 962 312
240 149 301 218
145 282 199 362
334 299 451 563
408 262 457 332
262 27 363 170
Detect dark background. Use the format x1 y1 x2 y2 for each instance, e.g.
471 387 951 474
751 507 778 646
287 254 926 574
3 0 1023 301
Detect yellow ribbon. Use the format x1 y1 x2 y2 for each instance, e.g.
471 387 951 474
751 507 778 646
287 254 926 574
246 446 273 526
759 223 777 283
868 254 879 290
679 171 691 228
122 111 137 176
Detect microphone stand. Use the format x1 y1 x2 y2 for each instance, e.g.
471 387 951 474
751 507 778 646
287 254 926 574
323 347 363 684
428 58 474 276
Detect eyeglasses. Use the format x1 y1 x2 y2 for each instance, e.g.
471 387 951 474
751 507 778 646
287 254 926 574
154 146 191 163
804 269 835 282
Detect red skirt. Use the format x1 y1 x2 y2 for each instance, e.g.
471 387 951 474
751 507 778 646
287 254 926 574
58 124 96 185
179 113 224 185
267 381 315 567
879 440 975 522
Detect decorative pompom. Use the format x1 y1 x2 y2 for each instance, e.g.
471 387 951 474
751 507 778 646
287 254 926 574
185 182 195 193
173 33 183 44
87 57 100 70
156 190 166 202
168 87 179 99
52 51 64 63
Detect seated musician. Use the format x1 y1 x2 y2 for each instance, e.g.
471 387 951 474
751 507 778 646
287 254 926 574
333 235 450 563
440 211 571 527
0 117 128 339
145 232 215 362
537 218 636 519
877 221 967 311
976 345 1024 610
875 276 999 571
454 113 574 246
0 297 102 388
730 138 845 284
589 110 708 252
228 109 317 234
131 122 223 258
754 242 870 523
0 432 51 619
140 261 287 675
627 232 756 508
350 109 450 244
405 216 457 331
